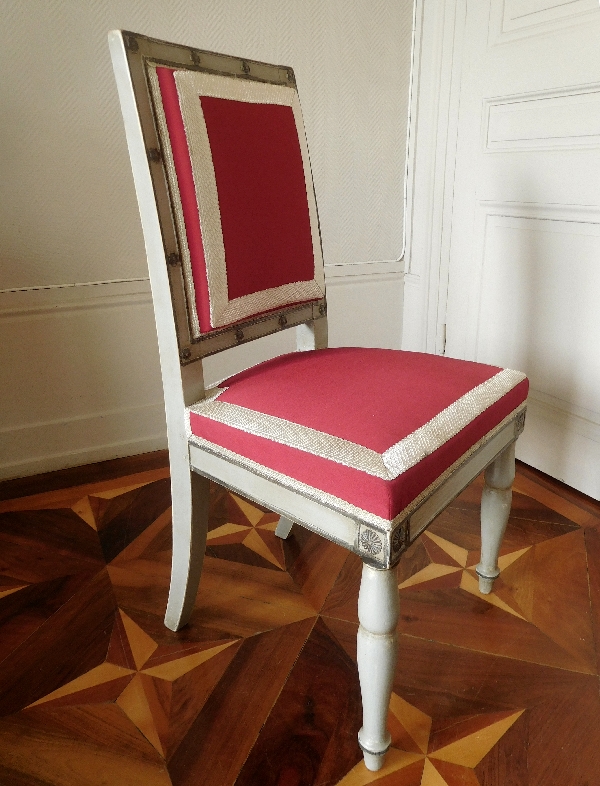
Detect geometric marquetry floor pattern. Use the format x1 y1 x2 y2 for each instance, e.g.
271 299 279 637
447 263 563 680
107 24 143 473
1 458 600 785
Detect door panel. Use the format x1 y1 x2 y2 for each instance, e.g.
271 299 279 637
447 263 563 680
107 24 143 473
443 0 600 495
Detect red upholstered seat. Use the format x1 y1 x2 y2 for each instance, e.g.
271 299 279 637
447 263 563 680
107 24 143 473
189 348 528 523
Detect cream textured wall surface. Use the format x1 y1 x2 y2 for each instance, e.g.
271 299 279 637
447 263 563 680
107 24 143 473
0 0 414 479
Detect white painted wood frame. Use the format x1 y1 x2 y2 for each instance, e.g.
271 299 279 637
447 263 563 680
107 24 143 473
109 28 524 771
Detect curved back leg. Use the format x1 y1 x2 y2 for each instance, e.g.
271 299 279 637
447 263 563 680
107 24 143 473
476 442 516 594
275 516 294 539
357 563 399 771
164 469 210 631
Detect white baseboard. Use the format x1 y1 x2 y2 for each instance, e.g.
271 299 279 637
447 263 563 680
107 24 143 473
0 279 166 481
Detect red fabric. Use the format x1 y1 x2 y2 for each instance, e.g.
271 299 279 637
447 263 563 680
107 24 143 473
219 349 502 452
156 69 318 331
189 349 529 520
200 97 316 299
156 68 212 333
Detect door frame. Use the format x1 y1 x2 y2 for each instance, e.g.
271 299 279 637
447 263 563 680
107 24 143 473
402 0 467 356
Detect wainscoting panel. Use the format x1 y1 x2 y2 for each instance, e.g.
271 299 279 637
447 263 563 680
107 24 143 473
0 281 166 480
474 203 600 497
325 263 404 350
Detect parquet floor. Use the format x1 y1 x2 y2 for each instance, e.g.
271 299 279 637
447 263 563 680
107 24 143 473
0 455 599 785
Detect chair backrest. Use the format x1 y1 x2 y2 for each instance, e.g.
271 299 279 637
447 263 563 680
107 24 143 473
109 31 327 368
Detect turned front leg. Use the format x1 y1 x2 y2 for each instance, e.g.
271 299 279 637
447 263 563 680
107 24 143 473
357 563 399 771
476 442 515 594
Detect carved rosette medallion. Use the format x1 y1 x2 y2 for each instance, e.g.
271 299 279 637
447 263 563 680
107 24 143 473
515 408 526 437
391 523 407 555
359 528 383 556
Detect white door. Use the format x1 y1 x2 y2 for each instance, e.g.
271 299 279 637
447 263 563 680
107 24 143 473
424 0 600 497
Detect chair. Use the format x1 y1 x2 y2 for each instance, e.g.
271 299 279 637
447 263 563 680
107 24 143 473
109 30 528 772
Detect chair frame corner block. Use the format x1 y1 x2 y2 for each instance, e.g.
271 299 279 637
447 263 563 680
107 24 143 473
109 29 527 773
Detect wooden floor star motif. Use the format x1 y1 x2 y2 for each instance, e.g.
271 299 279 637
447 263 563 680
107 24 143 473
206 492 285 569
2 463 600 785
397 507 597 675
399 530 531 619
338 692 524 785
70 482 154 531
27 608 240 758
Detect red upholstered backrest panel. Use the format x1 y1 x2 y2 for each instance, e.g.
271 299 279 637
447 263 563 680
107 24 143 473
154 66 323 333
200 97 315 299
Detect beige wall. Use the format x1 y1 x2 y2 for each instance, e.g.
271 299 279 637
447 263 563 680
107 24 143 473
0 0 414 479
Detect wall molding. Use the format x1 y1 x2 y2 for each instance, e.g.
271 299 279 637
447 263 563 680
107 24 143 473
0 264 404 313
489 0 600 46
0 276 149 295
483 82 600 152
324 259 403 279
0 278 152 318
478 199 600 223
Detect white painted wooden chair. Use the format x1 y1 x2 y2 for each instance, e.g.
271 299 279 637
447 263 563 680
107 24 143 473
109 30 528 772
